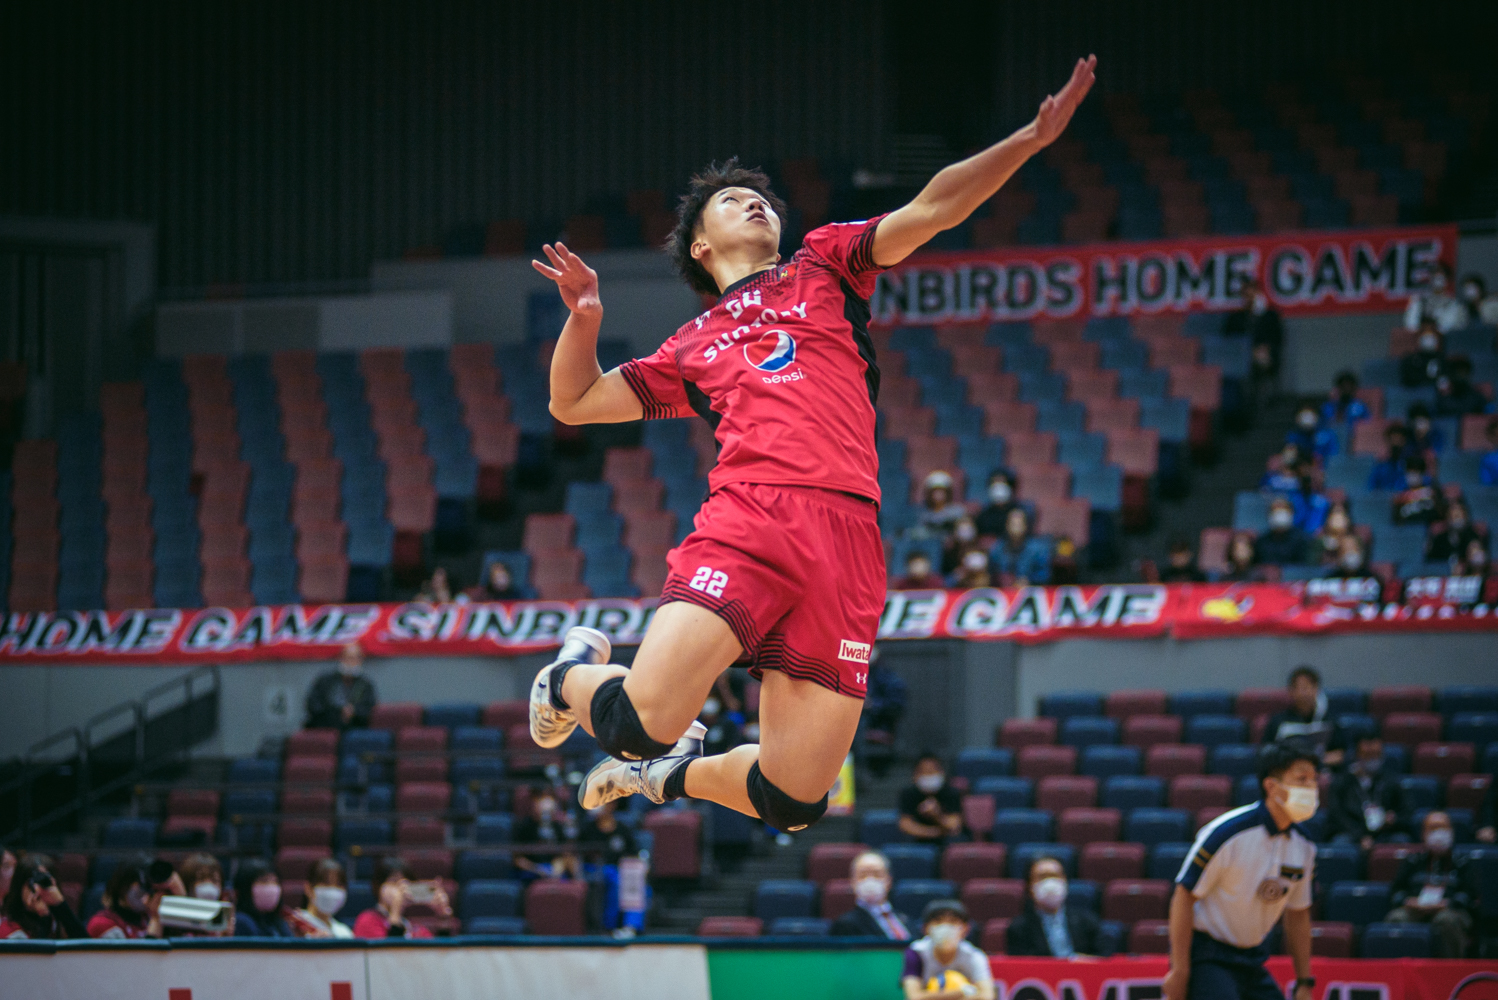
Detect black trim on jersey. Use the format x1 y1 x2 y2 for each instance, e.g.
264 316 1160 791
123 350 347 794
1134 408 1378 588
718 266 779 303
618 361 675 420
841 278 881 408
682 378 723 438
849 219 880 275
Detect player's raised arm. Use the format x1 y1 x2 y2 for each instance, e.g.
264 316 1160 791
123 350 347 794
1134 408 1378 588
532 242 645 425
871 55 1096 268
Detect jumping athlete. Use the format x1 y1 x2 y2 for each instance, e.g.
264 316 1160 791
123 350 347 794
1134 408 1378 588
530 56 1097 834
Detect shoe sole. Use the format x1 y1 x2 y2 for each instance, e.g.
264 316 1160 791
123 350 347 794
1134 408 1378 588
528 627 613 748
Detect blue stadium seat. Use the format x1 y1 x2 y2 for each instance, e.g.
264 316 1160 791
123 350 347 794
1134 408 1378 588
475 814 513 844
992 808 1053 846
227 758 281 784
1080 746 1142 778
336 819 392 851
223 789 277 818
1335 714 1379 746
1072 466 1123 512
344 881 376 918
455 850 513 882
882 844 939 881
859 809 903 848
1038 692 1104 719
1232 492 1272 531
1234 775 1262 807
1324 882 1391 926
564 482 614 517
1101 776 1165 810
451 726 504 752
1326 689 1365 716
1184 715 1248 748
1148 843 1192 881
891 879 956 918
1397 775 1441 811
102 818 158 849
1448 713 1498 749
1208 745 1260 778
452 758 506 786
1314 842 1364 886
974 777 1033 809
341 728 393 756
1060 717 1120 749
753 880 817 921
466 916 526 935
766 917 831 937
460 880 523 919
1066 879 1100 914
426 703 482 729
1169 691 1235 718
1124 808 1191 847
1009 843 1075 879
1360 922 1430 958
954 748 1014 783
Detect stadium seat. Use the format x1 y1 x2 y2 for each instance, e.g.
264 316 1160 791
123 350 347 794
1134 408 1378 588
1146 744 1206 777
1102 879 1171 923
882 844 939 881
754 880 817 922
1129 919 1171 954
1016 745 1077 779
286 729 340 756
1009 843 1075 879
1208 744 1259 777
1439 687 1498 715
963 795 996 840
1122 716 1184 749
974 776 1033 809
425 703 482 729
1383 712 1443 747
999 718 1058 749
455 850 513 882
1184 715 1248 748
1080 745 1142 778
101 818 158 849
1036 776 1098 811
954 748 1015 784
1447 713 1498 750
1079 842 1146 882
1105 690 1168 718
1234 688 1291 720
1314 842 1364 886
992 808 1053 847
981 917 1012 954
941 843 1008 883
1412 742 1476 778
806 843 868 885
858 809 902 848
1169 691 1234 717
1323 882 1392 926
465 916 525 935
1060 716 1119 749
1448 774 1492 811
1124 808 1191 847
817 880 856 922
767 917 831 936
891 879 956 918
698 916 763 937
643 809 702 878
1361 922 1431 958
1369 686 1432 716
1057 808 1122 846
460 879 522 920
1101 776 1166 811
475 814 513 844
228 758 281 785
1309 921 1355 958
1169 775 1231 811
370 703 425 730
962 878 1026 923
1368 843 1426 882
1147 843 1192 882
525 879 587 935
1039 692 1105 718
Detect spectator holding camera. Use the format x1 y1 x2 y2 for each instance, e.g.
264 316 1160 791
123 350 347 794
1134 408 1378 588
87 857 178 939
353 856 451 939
174 853 234 937
0 857 86 939
232 858 294 938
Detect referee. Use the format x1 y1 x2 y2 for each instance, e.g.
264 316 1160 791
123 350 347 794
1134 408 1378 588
1163 742 1320 1000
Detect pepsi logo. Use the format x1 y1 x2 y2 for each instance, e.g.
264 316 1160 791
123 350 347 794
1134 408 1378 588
743 330 797 372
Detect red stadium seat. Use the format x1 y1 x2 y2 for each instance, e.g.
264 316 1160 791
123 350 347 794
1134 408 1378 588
623 511 676 551
1195 806 1229 833
396 782 452 814
285 730 340 757
523 514 575 553
1382 712 1443 747
370 703 424 730
1066 369 1119 403
603 447 655 485
525 879 588 935
161 815 217 841
951 346 1004 378
1145 744 1206 778
1036 776 1098 812
482 701 529 730
1412 742 1475 779
278 818 333 848
1368 843 1425 883
1016 745 1077 779
1079 842 1146 882
962 795 996 840
1004 432 1058 466
643 809 702 878
396 726 449 753
983 401 1038 436
965 371 1019 404
883 406 938 440
53 854 89 886
1129 919 1171 953
280 787 335 816
403 849 454 881
1309 921 1354 958
1102 879 1171 923
1447 774 1492 811
962 879 1026 924
1105 691 1168 718
941 843 1008 884
998 718 1058 749
1036 497 1090 545
981 918 1012 954
394 757 449 783
275 847 331 882
1105 427 1160 477
1369 686 1432 716
1057 807 1122 846
819 880 857 922
1169 775 1231 811
299 558 349 604
283 756 336 785
1234 688 1291 720
806 843 868 886
397 817 445 846
699 916 763 937
1085 397 1141 434
1123 715 1184 749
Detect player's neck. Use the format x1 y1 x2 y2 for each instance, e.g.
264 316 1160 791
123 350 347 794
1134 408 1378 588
1264 797 1293 831
709 253 778 298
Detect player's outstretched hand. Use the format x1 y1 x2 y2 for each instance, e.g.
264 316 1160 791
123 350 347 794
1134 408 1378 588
1032 55 1097 148
532 242 602 319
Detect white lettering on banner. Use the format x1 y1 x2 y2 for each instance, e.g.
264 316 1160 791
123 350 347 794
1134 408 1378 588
838 639 871 663
944 585 1166 637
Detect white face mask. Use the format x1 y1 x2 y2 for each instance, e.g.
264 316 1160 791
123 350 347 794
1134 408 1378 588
252 883 282 912
1462 283 1481 302
744 722 761 741
312 886 347 916
1340 551 1363 570
908 560 931 579
928 923 963 947
1282 785 1318 823
193 882 221 901
963 552 987 572
988 482 1012 504
1269 510 1294 529
1297 413 1317 430
1033 877 1067 910
1251 293 1268 314
915 774 944 794
702 698 721 717
956 522 977 542
1419 335 1439 352
1426 827 1454 852
854 877 888 906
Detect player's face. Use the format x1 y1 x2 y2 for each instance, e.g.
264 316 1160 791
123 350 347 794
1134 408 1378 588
696 187 781 261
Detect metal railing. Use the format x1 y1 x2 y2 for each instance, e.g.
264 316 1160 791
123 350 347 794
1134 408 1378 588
0 665 220 844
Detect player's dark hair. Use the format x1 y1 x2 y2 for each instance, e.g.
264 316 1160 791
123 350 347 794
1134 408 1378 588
667 158 788 296
920 899 968 927
1286 665 1320 689
1257 741 1319 784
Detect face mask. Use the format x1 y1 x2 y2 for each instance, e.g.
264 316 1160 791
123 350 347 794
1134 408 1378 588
1426 827 1454 852
702 698 721 717
193 882 221 901
538 799 557 819
1414 419 1431 436
339 660 362 678
1269 510 1293 529
1297 413 1317 430
915 774 944 794
744 722 760 741
963 552 986 572
1251 294 1268 314
125 885 149 913
1470 551 1488 568
956 522 976 542
1431 274 1447 291
252 883 282 912
988 482 1012 504
312 886 346 916
1033 877 1068 910
1419 335 1439 352
1462 284 1481 301
1327 514 1349 533
928 923 963 947
1449 515 1467 530
1340 552 1362 570
1282 785 1318 823
908 560 931 579
854 877 887 906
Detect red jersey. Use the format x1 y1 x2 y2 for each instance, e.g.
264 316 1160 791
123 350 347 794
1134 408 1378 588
619 216 888 502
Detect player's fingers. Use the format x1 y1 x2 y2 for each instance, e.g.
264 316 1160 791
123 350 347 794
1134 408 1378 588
541 243 563 267
531 260 563 280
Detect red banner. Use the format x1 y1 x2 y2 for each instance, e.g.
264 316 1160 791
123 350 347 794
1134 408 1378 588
985 957 1498 1000
0 580 1494 665
872 224 1459 326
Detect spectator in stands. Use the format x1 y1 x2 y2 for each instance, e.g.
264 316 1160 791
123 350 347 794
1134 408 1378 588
1314 502 1355 567
1327 736 1403 849
951 548 993 588
1406 402 1446 454
1289 461 1329 535
1323 535 1369 580
1254 498 1308 566
352 856 450 939
1478 784 1497 844
305 642 377 730
466 560 522 601
943 516 983 575
1159 537 1207 583
1483 417 1498 486
177 852 233 936
831 850 912 939
232 859 294 938
857 647 907 777
892 551 946 590
578 800 639 863
1260 442 1304 495
1220 531 1260 581
0 857 85 940
1456 538 1491 581
699 692 742 758
289 858 353 939
1223 278 1284 388
88 857 176 939
898 753 964 843
1320 371 1370 427
1384 811 1478 958
974 470 1019 538
0 845 14 901
513 789 581 879
1404 263 1466 334
1007 855 1104 958
901 900 995 1000
1426 500 1488 567
1434 358 1489 418
1458 272 1498 326
1400 319 1449 387
1369 423 1414 491
989 507 1052 586
912 471 967 540
1392 455 1442 525
1285 404 1338 461
416 566 453 603
1263 666 1340 763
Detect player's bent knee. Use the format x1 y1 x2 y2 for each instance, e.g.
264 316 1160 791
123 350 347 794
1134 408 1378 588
590 676 676 761
746 760 828 833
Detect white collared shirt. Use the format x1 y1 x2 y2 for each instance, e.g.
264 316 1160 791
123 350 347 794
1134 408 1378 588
1176 801 1315 949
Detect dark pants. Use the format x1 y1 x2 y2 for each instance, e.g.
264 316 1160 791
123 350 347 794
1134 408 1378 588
1188 932 1283 1000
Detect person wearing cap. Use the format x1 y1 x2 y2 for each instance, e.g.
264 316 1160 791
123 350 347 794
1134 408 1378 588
912 470 967 540
1164 743 1318 1000
305 642 378 730
901 900 995 1000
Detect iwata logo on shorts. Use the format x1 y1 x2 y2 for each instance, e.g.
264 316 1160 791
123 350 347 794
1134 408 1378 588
743 329 797 372
838 640 872 663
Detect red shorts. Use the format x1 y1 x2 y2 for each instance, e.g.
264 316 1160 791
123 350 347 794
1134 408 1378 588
660 482 886 698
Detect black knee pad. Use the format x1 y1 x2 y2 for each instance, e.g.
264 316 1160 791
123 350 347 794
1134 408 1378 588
590 676 675 761
745 760 828 833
